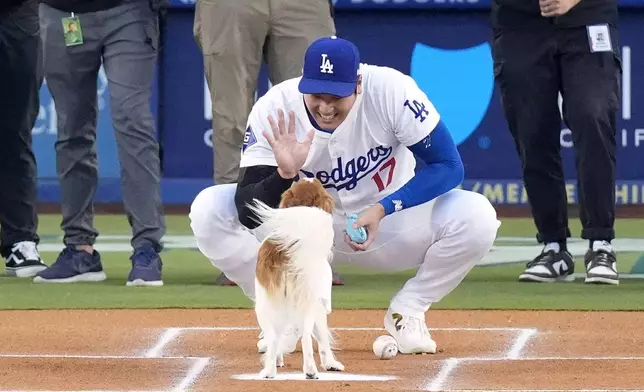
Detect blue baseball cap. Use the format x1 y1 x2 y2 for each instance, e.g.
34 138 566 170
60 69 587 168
298 36 360 98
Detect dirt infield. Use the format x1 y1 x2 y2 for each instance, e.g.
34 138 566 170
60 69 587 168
1 309 643 391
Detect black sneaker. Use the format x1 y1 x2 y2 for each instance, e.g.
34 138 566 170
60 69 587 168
584 249 618 285
126 246 163 287
518 249 574 282
4 241 47 277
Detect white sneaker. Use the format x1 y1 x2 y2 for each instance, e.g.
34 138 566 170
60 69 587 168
384 309 437 354
257 326 299 354
4 241 47 277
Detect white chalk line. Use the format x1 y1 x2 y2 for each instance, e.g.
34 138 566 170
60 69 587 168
167 326 532 332
146 328 182 358
424 327 538 390
142 327 209 392
8 326 642 391
1 390 640 392
0 353 212 392
5 390 635 392
172 357 211 392
506 328 538 360
435 390 644 392
0 390 166 392
421 356 644 391
425 358 461 391
0 353 199 360
459 356 644 362
2 353 643 362
145 324 535 390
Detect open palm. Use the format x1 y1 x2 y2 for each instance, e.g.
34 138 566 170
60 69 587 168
263 109 315 178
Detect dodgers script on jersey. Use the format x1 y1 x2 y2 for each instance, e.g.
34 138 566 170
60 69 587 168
240 64 441 216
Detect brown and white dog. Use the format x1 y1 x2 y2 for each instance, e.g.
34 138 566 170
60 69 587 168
248 178 345 379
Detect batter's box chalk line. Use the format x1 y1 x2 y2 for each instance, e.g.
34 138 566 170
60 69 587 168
141 326 540 387
143 325 539 358
0 354 211 392
441 390 644 392
424 327 539 391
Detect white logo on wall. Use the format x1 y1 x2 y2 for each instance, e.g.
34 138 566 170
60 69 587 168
320 54 334 74
560 46 642 149
203 76 213 147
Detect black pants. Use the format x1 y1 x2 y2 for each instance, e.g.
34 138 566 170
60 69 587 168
492 25 621 244
0 0 42 256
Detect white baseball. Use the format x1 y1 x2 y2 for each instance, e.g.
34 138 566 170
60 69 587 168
372 335 398 360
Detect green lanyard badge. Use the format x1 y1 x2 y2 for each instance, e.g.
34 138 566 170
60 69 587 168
62 12 83 46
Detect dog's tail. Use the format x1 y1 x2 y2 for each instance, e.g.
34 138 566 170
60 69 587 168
248 199 335 310
247 198 333 252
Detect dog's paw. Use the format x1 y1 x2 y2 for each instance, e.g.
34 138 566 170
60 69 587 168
303 361 319 379
259 366 276 379
323 358 345 372
277 354 285 368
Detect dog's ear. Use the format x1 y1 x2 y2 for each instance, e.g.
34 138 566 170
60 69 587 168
322 196 334 214
320 193 334 214
280 189 295 208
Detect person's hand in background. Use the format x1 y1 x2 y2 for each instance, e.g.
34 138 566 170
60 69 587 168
540 0 581 17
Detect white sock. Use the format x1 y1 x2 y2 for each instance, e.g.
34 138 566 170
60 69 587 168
544 242 560 253
592 240 612 253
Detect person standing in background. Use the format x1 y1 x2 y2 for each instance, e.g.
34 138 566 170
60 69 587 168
193 0 345 286
490 0 621 284
33 0 168 286
0 0 48 278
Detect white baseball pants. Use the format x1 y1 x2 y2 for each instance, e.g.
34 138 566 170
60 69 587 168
189 183 500 318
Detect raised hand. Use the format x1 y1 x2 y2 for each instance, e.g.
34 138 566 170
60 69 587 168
263 109 315 179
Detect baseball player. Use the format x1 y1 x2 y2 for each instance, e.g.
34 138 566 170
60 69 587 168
190 36 500 354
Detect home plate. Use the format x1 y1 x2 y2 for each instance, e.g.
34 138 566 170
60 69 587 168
231 372 398 381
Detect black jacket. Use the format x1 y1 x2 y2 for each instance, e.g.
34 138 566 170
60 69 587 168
41 0 124 13
41 0 168 13
0 0 29 14
491 0 618 29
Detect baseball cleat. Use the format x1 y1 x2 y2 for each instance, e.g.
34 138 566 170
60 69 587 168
518 249 574 282
384 309 437 354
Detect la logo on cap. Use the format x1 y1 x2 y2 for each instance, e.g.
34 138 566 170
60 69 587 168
320 54 334 74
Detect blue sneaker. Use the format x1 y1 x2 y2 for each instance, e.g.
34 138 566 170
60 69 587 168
126 246 163 287
33 246 106 283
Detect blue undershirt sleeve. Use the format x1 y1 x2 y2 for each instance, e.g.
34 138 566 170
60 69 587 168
379 119 464 215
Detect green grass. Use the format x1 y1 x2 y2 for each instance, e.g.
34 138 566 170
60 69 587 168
1 215 643 311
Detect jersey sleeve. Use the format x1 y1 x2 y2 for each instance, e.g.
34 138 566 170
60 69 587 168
239 103 277 168
384 70 441 147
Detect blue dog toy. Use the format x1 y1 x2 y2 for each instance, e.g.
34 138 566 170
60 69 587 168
345 214 368 244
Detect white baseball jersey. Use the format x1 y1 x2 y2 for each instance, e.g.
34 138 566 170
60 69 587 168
239 63 441 216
